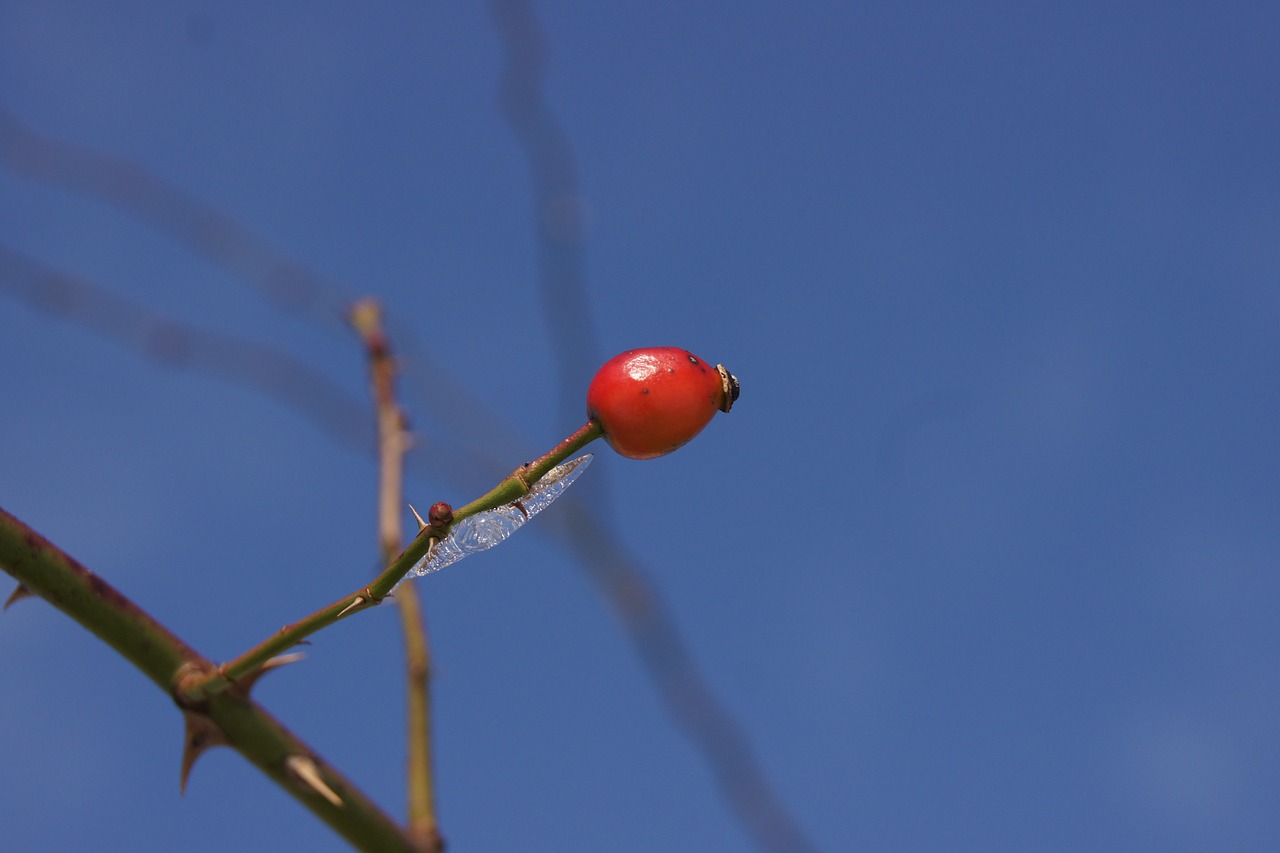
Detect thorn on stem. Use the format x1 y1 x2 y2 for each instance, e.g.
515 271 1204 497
336 596 366 619
4 583 34 610
179 711 231 795
408 504 429 532
237 651 306 696
264 651 307 669
285 755 343 807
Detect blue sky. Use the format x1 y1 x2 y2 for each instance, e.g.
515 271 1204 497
2 3 1278 851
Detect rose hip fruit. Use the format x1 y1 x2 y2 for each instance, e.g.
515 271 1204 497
586 346 739 459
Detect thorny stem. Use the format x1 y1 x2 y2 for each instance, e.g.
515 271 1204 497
351 299 443 852
175 417 604 704
0 508 415 852
0 509 201 689
452 417 603 521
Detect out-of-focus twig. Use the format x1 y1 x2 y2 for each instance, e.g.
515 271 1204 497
490 0 601 418
0 244 371 449
0 243 493 492
350 299 443 853
491 3 817 850
0 107 527 466
552 502 817 853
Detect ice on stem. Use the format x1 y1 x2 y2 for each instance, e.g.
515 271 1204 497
404 453 593 580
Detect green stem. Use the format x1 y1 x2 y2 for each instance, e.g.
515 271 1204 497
0 506 198 689
0 507 414 852
452 418 603 521
179 418 604 704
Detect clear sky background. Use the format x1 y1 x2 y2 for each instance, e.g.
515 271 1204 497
2 3 1278 851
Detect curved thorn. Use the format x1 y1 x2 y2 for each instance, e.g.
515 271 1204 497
237 651 307 696
263 651 307 670
4 583 34 610
180 711 230 795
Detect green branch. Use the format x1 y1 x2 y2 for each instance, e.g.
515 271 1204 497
0 507 415 852
176 417 604 704
0 507 199 688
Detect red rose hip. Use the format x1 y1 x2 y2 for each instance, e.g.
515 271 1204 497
587 346 739 459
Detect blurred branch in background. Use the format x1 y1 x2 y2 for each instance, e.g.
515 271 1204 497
491 3 815 850
351 300 443 853
492 0 601 419
0 242 492 494
0 11 815 846
0 243 370 451
0 107 526 470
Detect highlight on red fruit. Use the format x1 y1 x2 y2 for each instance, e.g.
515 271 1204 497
586 346 739 460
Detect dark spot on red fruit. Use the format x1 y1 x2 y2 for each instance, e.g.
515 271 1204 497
641 388 650 395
